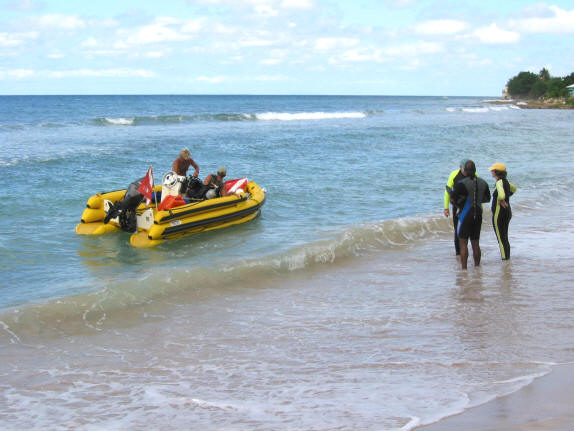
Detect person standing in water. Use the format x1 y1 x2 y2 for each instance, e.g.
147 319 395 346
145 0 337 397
443 159 469 255
489 162 516 261
452 160 491 270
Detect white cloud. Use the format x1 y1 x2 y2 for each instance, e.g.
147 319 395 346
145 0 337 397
474 23 520 44
120 20 191 45
196 75 227 83
254 5 279 16
6 0 43 11
0 32 38 47
314 37 359 51
181 18 208 34
413 19 469 35
329 41 443 65
509 5 574 34
44 69 156 78
0 68 35 79
255 74 287 81
384 0 415 8
381 41 444 57
81 37 99 48
31 14 86 30
331 49 380 63
280 0 314 9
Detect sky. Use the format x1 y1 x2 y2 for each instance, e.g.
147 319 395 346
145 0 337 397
0 0 573 96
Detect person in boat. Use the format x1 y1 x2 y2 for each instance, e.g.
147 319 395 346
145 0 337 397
172 148 199 196
451 160 491 270
172 148 199 178
203 167 228 199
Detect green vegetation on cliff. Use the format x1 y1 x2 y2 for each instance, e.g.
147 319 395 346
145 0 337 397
507 68 574 100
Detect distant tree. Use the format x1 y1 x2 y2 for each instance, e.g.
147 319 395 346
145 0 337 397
539 68 551 81
529 80 548 99
563 72 574 87
546 77 568 98
507 71 540 97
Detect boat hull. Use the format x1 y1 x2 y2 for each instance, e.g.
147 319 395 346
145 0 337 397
76 182 265 248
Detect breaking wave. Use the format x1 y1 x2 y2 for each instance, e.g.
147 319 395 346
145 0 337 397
93 111 368 126
0 214 450 338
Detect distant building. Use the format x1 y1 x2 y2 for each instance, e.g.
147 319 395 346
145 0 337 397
568 84 574 96
502 85 509 99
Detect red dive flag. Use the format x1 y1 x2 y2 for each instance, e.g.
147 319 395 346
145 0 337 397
138 166 154 205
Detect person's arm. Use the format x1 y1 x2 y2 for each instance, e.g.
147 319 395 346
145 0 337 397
443 170 457 216
495 179 506 201
203 174 213 186
220 184 228 197
509 182 517 195
482 181 491 204
190 159 199 178
172 158 180 173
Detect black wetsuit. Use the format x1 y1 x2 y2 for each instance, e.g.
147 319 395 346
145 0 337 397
492 178 513 260
453 176 491 240
446 169 466 254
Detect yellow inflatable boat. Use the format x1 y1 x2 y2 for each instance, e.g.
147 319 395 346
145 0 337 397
76 173 266 248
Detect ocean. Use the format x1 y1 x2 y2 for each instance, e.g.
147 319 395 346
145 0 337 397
1 95 573 430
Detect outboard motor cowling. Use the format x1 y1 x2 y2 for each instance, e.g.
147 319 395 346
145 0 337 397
104 178 145 232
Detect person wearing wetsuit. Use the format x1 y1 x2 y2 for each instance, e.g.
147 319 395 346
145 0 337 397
489 162 516 261
203 167 228 199
452 160 491 270
444 159 469 255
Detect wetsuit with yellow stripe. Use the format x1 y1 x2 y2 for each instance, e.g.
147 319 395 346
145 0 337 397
491 178 516 260
444 169 465 255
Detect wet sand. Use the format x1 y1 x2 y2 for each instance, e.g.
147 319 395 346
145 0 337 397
418 363 574 431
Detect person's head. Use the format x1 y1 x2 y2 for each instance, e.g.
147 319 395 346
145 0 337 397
179 148 191 160
464 160 476 178
489 162 507 179
217 167 227 178
459 158 469 175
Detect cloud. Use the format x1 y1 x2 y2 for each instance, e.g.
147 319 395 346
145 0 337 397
413 19 469 35
473 23 520 44
0 68 35 79
280 0 313 9
314 37 359 51
5 0 43 11
255 74 287 81
509 5 574 34
30 14 86 30
46 69 156 78
195 75 227 83
0 68 156 79
115 17 207 46
0 31 38 47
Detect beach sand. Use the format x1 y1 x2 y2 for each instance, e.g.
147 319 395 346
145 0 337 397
418 363 574 431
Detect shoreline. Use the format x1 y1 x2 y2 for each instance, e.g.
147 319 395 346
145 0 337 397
416 363 574 430
487 98 574 109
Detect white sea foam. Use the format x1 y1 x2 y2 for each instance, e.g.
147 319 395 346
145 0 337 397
104 117 135 125
256 111 366 121
461 107 490 113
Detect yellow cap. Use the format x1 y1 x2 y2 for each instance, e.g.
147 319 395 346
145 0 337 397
489 162 506 172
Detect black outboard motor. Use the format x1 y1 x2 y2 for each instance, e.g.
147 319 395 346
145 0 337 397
185 176 209 199
104 178 145 232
